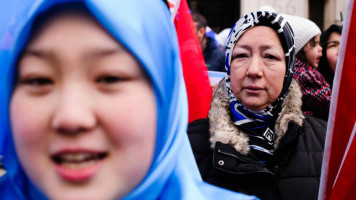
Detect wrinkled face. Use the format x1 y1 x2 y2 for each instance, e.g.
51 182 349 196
230 26 286 111
10 11 156 200
326 32 341 72
304 34 322 68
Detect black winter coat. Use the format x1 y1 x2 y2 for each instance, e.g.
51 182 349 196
187 79 327 200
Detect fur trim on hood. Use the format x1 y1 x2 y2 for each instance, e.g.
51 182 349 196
209 78 304 155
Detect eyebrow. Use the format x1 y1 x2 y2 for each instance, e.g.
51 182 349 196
326 41 339 45
22 47 124 60
234 44 276 51
85 47 124 59
22 48 55 59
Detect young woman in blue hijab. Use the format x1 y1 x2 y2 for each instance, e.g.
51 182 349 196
0 1 256 199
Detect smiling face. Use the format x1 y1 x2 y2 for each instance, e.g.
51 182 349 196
230 26 286 111
326 32 341 72
10 10 156 200
303 34 323 68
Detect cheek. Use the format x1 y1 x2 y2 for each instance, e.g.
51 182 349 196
230 66 244 95
327 49 337 62
100 83 157 170
103 104 156 150
101 85 157 192
11 93 48 148
314 48 321 58
305 48 318 62
267 68 285 98
306 50 316 60
102 86 156 144
327 50 338 71
10 91 52 173
272 76 284 96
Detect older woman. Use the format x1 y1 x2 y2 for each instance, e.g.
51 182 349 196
188 11 327 200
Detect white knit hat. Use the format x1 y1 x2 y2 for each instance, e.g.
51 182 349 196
281 14 321 53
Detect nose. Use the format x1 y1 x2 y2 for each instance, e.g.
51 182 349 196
318 44 323 54
336 45 340 56
51 86 96 135
246 56 263 78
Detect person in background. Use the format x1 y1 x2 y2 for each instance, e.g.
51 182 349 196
192 13 225 72
282 14 332 121
318 24 343 87
188 11 327 200
216 28 231 50
0 1 256 200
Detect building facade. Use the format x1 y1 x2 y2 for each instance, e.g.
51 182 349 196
188 0 347 33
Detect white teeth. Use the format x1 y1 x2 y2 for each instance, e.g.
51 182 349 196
52 152 107 168
62 159 97 169
60 153 92 162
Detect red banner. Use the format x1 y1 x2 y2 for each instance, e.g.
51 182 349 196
174 0 212 123
319 0 356 199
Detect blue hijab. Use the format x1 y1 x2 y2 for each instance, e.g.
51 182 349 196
0 0 256 199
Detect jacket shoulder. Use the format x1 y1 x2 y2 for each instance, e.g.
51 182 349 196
187 118 212 155
277 116 327 200
302 115 327 146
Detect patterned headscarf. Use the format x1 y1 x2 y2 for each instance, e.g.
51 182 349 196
224 11 295 161
0 1 254 199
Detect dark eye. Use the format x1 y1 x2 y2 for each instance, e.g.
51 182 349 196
265 54 277 60
22 77 53 86
326 41 339 49
234 54 247 59
327 44 336 48
96 75 123 84
327 43 338 49
311 41 319 47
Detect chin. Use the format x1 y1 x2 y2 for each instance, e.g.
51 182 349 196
241 100 266 111
36 175 124 200
243 104 264 111
46 189 119 200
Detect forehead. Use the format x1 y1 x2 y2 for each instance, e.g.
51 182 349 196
235 26 282 46
328 32 341 40
20 9 133 67
29 9 115 46
193 22 199 29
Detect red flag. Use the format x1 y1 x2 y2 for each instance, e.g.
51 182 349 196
173 0 212 123
318 0 356 199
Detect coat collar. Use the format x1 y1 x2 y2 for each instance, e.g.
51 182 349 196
209 79 304 155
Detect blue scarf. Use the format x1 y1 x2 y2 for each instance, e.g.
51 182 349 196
0 1 255 199
224 11 296 162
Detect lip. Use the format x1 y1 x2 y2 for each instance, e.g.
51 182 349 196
52 149 107 182
244 85 263 93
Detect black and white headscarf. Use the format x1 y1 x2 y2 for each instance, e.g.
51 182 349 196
224 11 295 162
